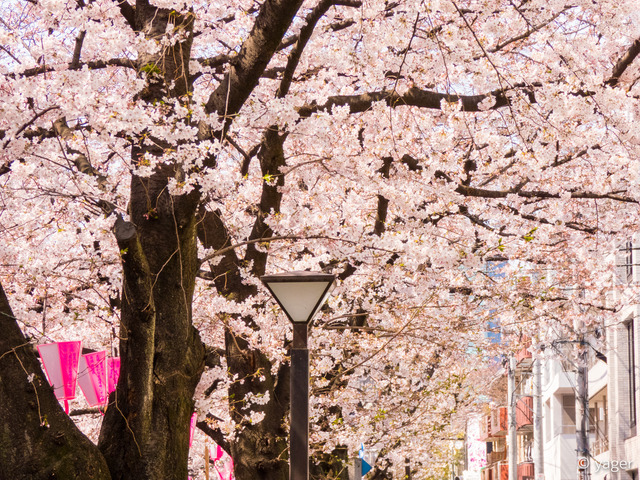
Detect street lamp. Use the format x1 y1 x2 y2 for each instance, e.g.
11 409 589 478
261 271 336 480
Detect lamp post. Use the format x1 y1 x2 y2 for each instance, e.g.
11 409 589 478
260 271 336 480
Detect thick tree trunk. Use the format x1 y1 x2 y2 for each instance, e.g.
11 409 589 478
0 281 111 480
198 208 291 480
97 0 306 475
226 334 290 480
98 164 205 479
96 2 206 476
197 126 292 480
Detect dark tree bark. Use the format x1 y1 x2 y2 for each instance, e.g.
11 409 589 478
0 0 334 478
0 281 111 480
95 0 307 478
196 127 292 480
97 162 206 479
94 2 207 477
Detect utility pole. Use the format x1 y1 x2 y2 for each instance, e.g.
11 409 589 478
576 335 590 480
349 458 362 480
533 354 544 479
508 355 517 480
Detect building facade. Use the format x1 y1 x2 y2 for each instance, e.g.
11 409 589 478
476 243 640 480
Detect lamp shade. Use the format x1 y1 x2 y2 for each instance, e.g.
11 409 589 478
261 271 335 323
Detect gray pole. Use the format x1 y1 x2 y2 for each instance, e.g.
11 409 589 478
291 323 309 480
508 355 517 480
533 357 544 478
576 337 590 480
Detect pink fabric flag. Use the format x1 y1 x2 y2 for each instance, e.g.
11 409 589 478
189 412 197 448
37 341 82 413
211 444 234 480
107 357 120 394
77 351 108 406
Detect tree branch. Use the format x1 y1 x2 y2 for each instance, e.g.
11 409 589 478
374 157 393 236
1 105 60 153
116 0 136 30
501 203 598 234
199 234 398 265
70 31 87 70
454 184 637 203
52 117 108 189
607 37 640 87
10 58 136 79
278 0 352 98
485 8 570 55
196 414 229 450
296 84 517 117
204 0 305 123
195 12 361 80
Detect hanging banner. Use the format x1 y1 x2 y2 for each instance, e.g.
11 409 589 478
210 444 234 480
107 357 120 394
77 351 108 406
190 412 197 448
37 341 82 413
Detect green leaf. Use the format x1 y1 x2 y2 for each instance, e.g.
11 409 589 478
523 227 537 242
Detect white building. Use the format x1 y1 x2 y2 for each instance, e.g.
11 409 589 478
479 242 640 480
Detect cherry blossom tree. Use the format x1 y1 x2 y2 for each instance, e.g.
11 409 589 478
1 0 640 479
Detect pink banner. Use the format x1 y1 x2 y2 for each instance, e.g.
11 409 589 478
211 444 234 480
107 357 120 394
78 351 108 406
189 413 197 448
37 341 82 402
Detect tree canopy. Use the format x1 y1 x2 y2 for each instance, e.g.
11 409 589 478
1 0 640 479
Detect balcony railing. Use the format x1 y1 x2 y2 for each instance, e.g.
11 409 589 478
517 462 535 480
480 414 492 441
516 345 533 368
592 437 609 456
490 407 508 436
486 450 507 466
516 396 533 429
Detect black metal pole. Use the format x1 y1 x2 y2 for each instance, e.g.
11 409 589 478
291 323 309 480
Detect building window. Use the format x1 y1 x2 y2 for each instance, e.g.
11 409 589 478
562 394 576 434
590 391 609 456
616 240 634 284
627 318 637 430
